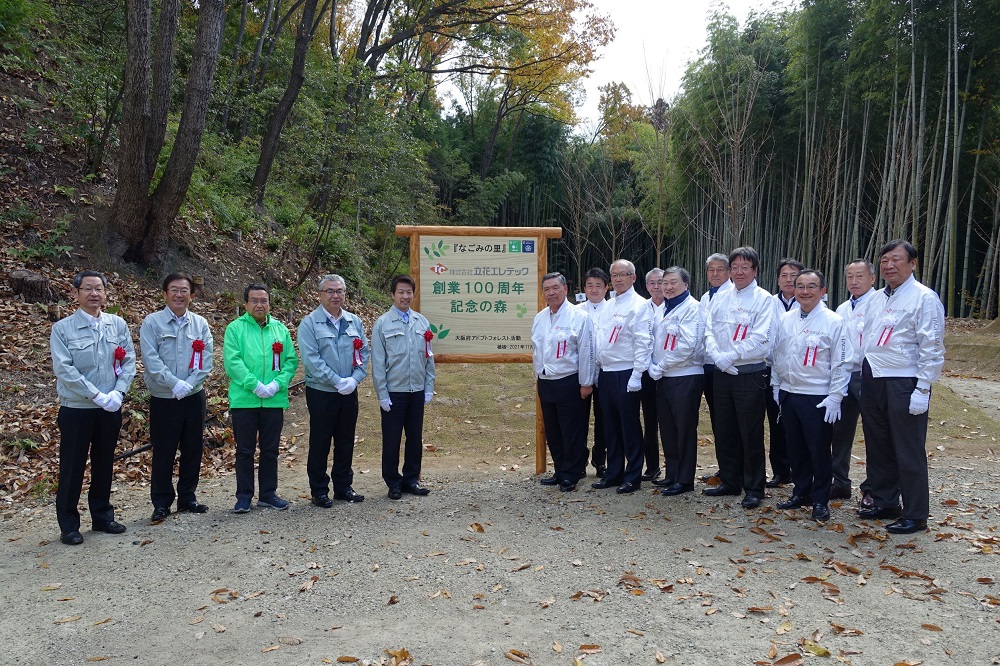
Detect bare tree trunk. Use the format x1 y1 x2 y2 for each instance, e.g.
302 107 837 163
250 0 320 207
107 0 153 258
145 0 179 181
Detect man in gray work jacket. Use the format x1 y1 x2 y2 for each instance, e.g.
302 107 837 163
140 272 214 523
298 274 370 506
50 270 136 545
371 275 436 500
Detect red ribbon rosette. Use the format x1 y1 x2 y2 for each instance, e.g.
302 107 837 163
423 329 433 358
353 337 364 367
113 345 126 377
189 339 205 370
272 341 283 371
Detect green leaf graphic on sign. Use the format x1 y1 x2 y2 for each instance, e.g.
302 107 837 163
515 303 527 319
430 323 438 334
439 328 450 339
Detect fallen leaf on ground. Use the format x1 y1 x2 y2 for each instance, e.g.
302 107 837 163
54 616 81 624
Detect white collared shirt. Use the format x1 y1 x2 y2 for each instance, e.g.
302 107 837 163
532 299 596 384
704 279 775 366
699 280 734 322
859 275 945 389
594 286 652 373
650 294 704 378
771 302 851 397
835 288 876 373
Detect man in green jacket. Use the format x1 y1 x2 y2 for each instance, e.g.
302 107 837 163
223 284 298 513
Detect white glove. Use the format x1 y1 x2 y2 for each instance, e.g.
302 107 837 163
265 380 280 398
336 377 358 395
102 390 123 412
425 391 434 404
908 389 930 415
626 370 642 392
379 398 392 412
648 364 664 381
253 381 270 398
172 380 193 400
715 352 738 375
772 387 780 404
92 392 111 409
817 395 843 423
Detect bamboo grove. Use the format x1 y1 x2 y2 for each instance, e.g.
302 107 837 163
5 0 999 315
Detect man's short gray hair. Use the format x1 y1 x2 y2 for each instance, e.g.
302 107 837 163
705 253 729 269
317 274 346 290
645 268 664 281
663 266 691 286
610 259 635 275
845 258 876 275
541 272 567 287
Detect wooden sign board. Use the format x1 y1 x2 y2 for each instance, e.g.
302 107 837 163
395 226 562 473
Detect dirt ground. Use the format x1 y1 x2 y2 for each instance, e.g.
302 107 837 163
3 371 1000 666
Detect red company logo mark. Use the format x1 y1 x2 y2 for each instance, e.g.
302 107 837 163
429 263 449 275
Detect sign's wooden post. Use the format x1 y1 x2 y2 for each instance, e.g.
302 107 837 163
395 226 562 474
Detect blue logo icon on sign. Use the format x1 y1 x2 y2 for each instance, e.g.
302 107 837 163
521 240 535 253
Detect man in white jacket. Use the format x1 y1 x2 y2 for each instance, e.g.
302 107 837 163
532 273 596 492
698 253 733 482
856 240 945 534
831 259 877 502
580 267 610 478
648 267 704 496
703 247 775 509
591 260 653 494
770 270 851 522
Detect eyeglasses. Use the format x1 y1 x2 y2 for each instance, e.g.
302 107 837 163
321 289 346 296
79 286 105 294
167 288 191 295
610 272 633 278
248 298 269 305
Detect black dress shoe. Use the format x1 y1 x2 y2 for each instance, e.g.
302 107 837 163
150 506 171 522
177 501 209 513
702 483 741 497
591 478 622 489
387 488 402 500
776 495 813 510
60 531 83 546
616 482 640 494
539 475 561 486
334 489 365 503
765 476 792 488
856 505 901 520
651 477 674 487
859 490 875 509
740 494 762 508
595 466 607 478
885 518 927 534
659 482 694 496
312 494 334 508
402 483 430 496
641 469 661 482
812 503 831 522
559 481 577 492
828 485 852 500
93 521 126 534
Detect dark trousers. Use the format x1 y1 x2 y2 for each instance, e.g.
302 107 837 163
765 367 790 479
860 363 929 520
381 391 424 489
306 387 359 496
655 374 704 486
599 369 644 485
584 386 606 469
538 374 589 483
712 368 767 495
781 392 833 504
831 371 863 489
150 390 206 508
231 407 283 500
639 370 660 473
56 407 121 533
